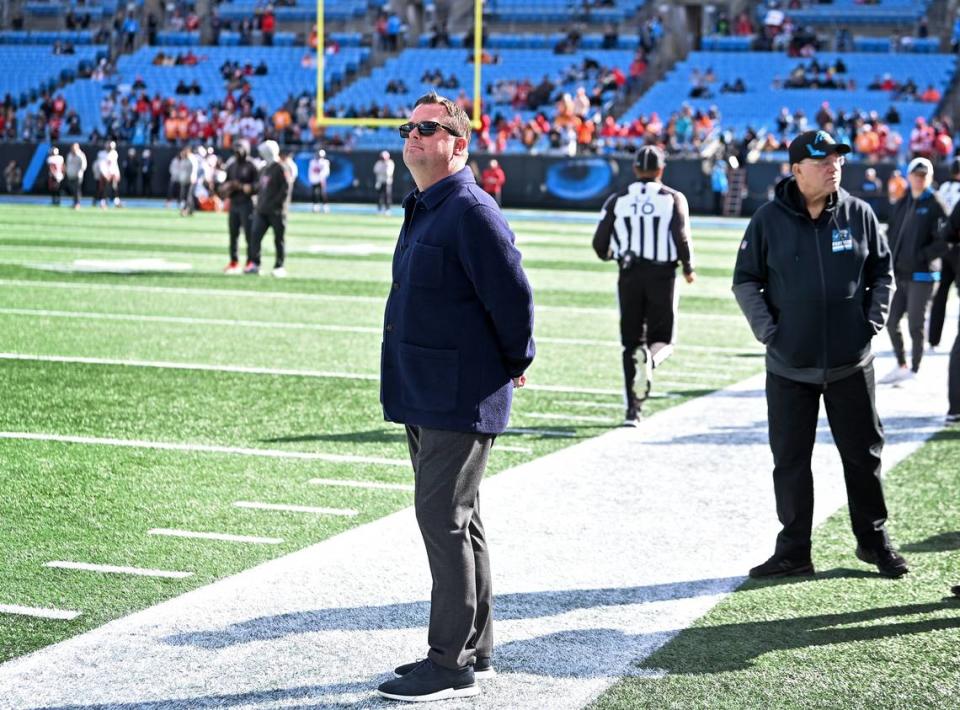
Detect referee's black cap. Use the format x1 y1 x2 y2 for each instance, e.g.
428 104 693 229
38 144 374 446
634 145 666 172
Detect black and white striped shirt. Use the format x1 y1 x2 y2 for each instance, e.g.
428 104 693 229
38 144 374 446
592 180 694 273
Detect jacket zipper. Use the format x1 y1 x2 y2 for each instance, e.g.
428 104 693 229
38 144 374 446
812 223 829 387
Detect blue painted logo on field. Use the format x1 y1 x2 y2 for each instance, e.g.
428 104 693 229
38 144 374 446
545 159 615 201
831 228 853 252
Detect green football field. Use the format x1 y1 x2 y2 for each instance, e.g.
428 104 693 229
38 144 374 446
1 202 958 705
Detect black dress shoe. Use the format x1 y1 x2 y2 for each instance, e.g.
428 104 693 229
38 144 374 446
749 554 815 578
395 656 495 679
855 545 909 578
951 584 960 598
378 658 478 702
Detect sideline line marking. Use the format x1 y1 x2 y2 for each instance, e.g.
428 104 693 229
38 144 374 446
0 432 410 467
0 604 81 621
496 445 533 453
505 427 577 438
0 278 745 320
0 353 380 383
525 412 613 424
307 478 414 492
234 501 358 516
45 561 192 579
0 353 625 396
147 529 285 545
0 308 759 354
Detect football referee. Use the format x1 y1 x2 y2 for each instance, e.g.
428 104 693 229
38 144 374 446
592 145 696 425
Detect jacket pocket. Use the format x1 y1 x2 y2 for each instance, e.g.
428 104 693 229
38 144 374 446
398 342 459 412
409 242 443 288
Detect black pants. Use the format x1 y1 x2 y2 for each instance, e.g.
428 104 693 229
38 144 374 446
312 182 327 207
950 327 960 417
179 180 194 214
618 263 677 410
68 177 82 206
49 180 62 205
766 364 890 559
228 202 253 262
928 261 957 347
405 425 494 670
887 278 934 370
377 183 392 211
248 211 286 268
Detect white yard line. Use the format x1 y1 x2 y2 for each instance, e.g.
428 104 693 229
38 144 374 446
307 478 414 492
0 432 409 467
504 427 578 438
0 326 951 709
524 412 614 424
495 445 534 454
148 529 285 545
0 353 380 383
233 501 358 517
44 561 192 580
0 604 81 621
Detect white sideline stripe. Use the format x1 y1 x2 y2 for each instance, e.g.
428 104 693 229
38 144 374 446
0 432 409 467
0 308 382 335
0 309 755 354
556 400 628 410
0 604 81 621
496 445 533 453
234 501 358 516
524 412 613 424
0 352 636 397
45 561 192 579
148 529 285 545
307 478 414 492
0 278 740 320
0 353 380 383
505 427 576 438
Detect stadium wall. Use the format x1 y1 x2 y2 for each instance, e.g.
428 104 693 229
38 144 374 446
0 143 921 219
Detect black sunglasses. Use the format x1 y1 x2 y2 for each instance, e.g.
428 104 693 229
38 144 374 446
398 120 462 139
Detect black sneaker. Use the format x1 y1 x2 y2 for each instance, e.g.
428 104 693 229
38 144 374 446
623 408 641 427
951 584 960 598
855 545 909 578
395 657 495 679
378 658 478 702
748 555 815 578
946 413 960 425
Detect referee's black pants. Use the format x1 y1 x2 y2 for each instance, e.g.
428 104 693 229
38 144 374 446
248 211 286 268
767 363 891 561
618 262 677 410
405 425 494 670
227 202 253 263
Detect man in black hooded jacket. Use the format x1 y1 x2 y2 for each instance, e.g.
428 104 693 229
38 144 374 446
733 130 909 579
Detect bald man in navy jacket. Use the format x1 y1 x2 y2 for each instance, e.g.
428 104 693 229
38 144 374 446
378 92 535 703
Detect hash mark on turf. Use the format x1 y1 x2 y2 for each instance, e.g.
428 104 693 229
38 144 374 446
45 561 192 579
234 501 358 516
148 529 285 544
0 604 82 620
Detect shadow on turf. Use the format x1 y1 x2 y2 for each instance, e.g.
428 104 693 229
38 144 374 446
630 600 960 674
162 576 744 650
902 531 960 553
30 679 392 710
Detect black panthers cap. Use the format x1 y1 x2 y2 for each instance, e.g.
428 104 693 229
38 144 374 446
788 130 852 165
634 145 666 172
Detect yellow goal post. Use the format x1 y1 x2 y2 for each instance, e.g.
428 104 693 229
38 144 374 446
315 0 484 129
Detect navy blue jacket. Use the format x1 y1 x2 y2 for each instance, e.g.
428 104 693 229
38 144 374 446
380 167 535 433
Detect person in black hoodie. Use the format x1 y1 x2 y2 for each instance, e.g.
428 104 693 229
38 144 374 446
935 190 960 424
733 130 908 580
878 157 948 386
244 140 292 277
221 139 259 274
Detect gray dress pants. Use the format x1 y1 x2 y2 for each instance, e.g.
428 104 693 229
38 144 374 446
887 279 935 371
405 425 494 670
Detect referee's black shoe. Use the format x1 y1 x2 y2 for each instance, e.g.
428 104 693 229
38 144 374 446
623 408 641 427
377 658 478 702
855 545 909 578
749 554 815 578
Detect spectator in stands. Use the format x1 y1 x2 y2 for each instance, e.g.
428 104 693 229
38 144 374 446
123 14 140 52
386 12 403 51
816 102 835 129
734 11 754 36
885 105 901 125
887 169 907 205
430 23 451 48
481 159 506 205
602 24 619 49
910 117 935 158
921 85 942 103
374 151 395 215
720 78 746 94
